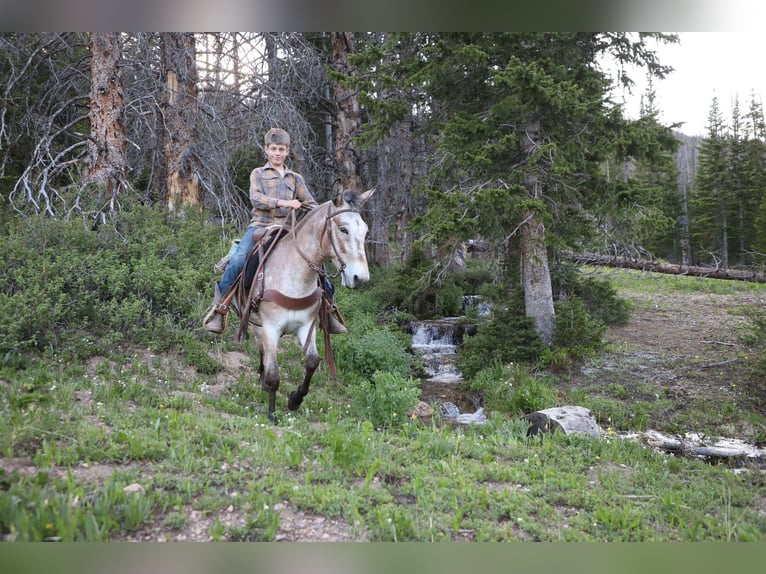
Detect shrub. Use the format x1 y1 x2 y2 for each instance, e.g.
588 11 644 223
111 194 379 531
332 327 412 380
552 296 607 361
551 260 630 326
458 295 546 379
0 203 224 359
464 361 558 415
347 371 421 429
573 276 630 326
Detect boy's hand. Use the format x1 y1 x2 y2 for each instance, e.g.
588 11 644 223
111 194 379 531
278 199 302 210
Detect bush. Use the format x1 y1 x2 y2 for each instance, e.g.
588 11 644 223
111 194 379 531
551 260 630 326
464 361 558 415
332 326 412 380
552 297 607 361
458 295 546 380
0 203 225 359
365 247 494 319
347 371 421 429
573 276 630 326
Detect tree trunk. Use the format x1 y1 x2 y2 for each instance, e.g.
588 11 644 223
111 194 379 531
161 32 202 213
520 121 555 345
720 205 729 269
84 32 128 207
330 32 363 194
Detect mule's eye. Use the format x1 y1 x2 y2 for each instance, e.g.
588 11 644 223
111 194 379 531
339 227 349 235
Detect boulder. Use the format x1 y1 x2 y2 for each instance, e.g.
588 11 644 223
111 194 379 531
524 406 601 438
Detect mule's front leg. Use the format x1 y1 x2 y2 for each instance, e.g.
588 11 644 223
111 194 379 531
287 327 321 412
260 334 281 423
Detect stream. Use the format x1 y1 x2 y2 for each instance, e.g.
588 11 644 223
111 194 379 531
406 297 488 418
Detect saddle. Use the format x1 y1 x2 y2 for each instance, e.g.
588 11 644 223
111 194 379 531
234 227 334 341
232 222 344 376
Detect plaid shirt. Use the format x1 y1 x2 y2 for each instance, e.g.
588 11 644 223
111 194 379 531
248 162 319 228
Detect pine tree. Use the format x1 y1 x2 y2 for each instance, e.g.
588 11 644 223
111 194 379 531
746 94 766 262
355 32 678 344
692 96 732 267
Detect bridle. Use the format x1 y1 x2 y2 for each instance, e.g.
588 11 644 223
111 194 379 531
289 202 358 280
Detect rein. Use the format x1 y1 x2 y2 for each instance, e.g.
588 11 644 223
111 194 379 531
291 202 357 278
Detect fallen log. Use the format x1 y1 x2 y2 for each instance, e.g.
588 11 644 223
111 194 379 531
620 430 766 463
560 251 766 284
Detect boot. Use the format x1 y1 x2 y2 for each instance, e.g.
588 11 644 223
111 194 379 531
325 301 348 334
202 283 229 334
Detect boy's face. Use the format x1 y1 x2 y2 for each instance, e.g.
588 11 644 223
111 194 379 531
265 143 289 167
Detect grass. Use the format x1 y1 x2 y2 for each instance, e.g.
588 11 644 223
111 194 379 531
2 244 766 542
2 334 765 542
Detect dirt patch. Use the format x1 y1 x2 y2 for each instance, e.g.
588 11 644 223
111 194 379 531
563 288 766 437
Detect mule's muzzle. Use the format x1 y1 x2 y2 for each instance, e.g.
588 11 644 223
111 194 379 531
341 269 370 289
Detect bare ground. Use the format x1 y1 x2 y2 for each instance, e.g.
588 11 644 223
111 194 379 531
561 288 766 439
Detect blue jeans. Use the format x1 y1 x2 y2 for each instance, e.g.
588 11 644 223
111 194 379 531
219 226 258 294
218 225 335 298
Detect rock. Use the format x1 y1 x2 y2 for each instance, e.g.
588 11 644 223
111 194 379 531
123 483 145 495
411 401 433 417
524 406 601 438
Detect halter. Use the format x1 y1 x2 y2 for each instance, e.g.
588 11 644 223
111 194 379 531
289 202 357 279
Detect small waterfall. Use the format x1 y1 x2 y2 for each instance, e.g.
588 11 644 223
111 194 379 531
410 319 462 383
406 296 489 420
407 318 481 416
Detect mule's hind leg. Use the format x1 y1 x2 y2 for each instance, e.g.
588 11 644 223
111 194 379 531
288 324 321 412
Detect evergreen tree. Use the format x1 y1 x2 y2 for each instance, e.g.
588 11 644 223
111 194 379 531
691 96 732 267
354 32 678 343
744 94 766 263
597 74 679 260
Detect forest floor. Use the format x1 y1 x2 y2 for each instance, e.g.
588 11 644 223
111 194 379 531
560 276 766 442
3 272 766 543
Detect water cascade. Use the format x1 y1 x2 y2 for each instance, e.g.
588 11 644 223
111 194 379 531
407 315 480 417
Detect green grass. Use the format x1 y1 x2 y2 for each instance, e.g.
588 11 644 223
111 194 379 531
588 266 766 297
2 346 765 541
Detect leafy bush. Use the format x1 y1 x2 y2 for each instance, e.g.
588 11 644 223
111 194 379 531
0 203 225 360
463 361 558 415
552 296 607 361
332 325 412 380
573 276 630 326
551 260 630 326
365 247 494 319
347 371 421 429
742 309 766 406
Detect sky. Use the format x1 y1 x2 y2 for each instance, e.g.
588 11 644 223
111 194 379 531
613 32 766 137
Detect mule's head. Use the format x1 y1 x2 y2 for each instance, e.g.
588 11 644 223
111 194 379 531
328 187 375 289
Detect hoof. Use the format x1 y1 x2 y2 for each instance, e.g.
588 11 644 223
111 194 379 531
287 391 304 411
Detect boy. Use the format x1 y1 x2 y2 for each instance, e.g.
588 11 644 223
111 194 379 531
203 127 346 334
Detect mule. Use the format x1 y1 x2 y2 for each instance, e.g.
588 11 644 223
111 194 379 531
234 187 375 422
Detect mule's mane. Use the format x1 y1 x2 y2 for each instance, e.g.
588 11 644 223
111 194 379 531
293 196 359 233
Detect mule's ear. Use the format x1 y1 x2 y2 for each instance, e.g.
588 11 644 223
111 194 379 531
332 179 344 206
357 187 376 207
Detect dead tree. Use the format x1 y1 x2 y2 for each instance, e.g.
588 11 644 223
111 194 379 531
160 32 203 213
83 32 128 210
